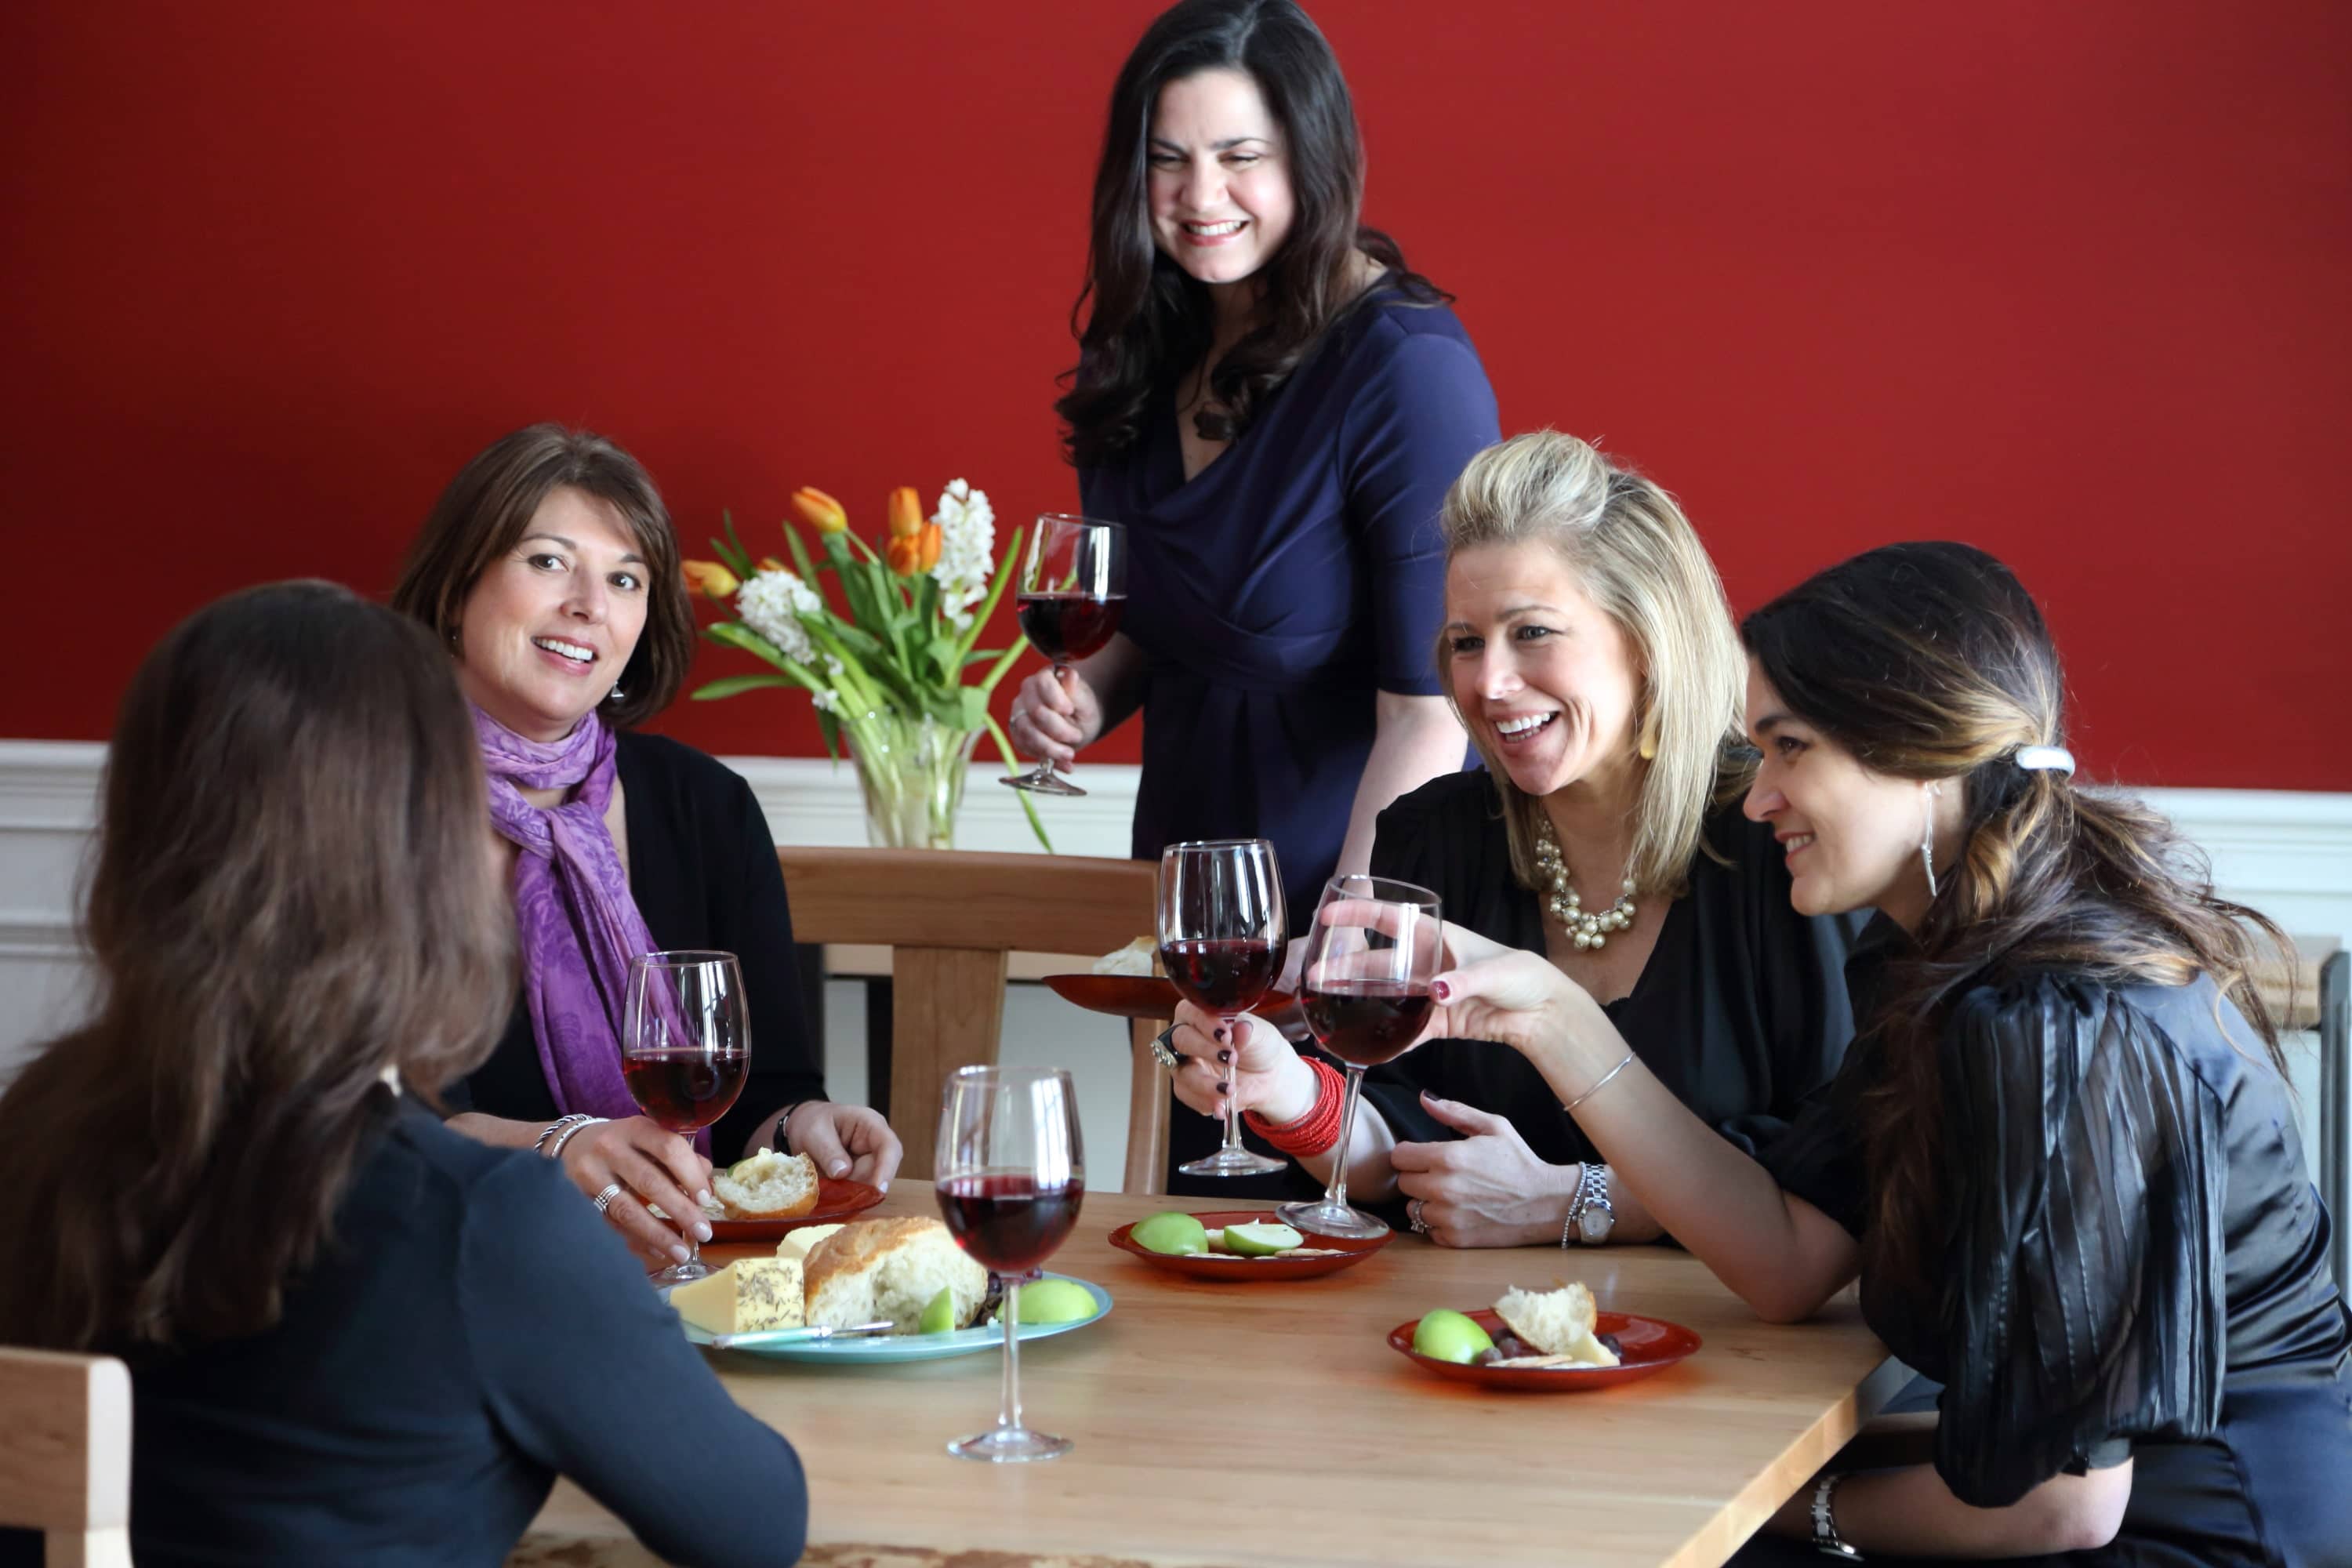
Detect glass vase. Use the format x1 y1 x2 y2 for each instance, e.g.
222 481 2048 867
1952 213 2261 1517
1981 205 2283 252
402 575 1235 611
848 711 983 851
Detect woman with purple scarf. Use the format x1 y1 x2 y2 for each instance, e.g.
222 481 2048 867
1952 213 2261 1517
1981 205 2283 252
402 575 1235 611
394 423 901 1271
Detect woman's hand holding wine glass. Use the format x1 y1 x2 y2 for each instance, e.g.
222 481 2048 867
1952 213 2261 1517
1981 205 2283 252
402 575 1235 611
1002 514 1125 797
1166 1003 1318 1126
619 949 750 1285
1157 837 1288 1178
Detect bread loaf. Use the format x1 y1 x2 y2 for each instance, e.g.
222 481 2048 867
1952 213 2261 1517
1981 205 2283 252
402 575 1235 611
802 1217 988 1334
1494 1281 1618 1367
712 1149 820 1218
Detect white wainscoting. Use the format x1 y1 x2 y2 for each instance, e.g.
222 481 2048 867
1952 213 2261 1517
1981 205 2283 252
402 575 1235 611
5 740 2347 1183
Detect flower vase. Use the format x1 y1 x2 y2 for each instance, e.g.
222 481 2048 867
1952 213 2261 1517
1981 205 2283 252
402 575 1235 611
848 712 983 851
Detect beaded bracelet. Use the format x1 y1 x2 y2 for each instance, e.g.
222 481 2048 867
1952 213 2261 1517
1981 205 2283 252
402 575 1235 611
1243 1058 1348 1157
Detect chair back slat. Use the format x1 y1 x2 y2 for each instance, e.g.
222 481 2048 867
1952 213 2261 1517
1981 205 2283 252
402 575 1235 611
0 1346 132 1564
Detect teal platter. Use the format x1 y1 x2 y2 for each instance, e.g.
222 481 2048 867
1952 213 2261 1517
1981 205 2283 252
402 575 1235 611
671 1272 1112 1364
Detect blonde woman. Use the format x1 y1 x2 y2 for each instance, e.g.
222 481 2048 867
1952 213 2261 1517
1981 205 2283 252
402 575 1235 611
1170 431 1863 1247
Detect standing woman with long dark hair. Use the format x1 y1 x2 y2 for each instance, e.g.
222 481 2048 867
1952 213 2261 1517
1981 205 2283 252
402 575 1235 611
1413 543 2350 1563
1009 0 1499 1189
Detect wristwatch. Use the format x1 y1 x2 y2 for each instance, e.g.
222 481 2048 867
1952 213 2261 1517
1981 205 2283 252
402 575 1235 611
1811 1473 1864 1559
770 1102 808 1156
1563 1161 1615 1246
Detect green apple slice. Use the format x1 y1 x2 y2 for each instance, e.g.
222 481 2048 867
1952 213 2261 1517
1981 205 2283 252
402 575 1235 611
918 1285 956 1334
1221 1221 1304 1257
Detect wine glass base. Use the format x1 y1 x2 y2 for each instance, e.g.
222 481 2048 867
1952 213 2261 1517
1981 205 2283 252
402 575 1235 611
1275 1198 1390 1240
648 1257 715 1286
948 1425 1073 1464
1000 771 1087 797
1178 1146 1287 1178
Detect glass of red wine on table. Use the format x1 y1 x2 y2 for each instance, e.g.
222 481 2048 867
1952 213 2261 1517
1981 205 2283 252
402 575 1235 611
935 1065 1087 1462
1276 876 1443 1240
1158 837 1289 1178
1000 513 1126 797
619 949 750 1285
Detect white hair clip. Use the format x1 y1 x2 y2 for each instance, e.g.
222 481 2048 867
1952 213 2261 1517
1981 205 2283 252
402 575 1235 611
2012 745 2074 775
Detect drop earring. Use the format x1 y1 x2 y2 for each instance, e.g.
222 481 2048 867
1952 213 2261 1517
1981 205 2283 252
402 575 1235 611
1919 783 1940 898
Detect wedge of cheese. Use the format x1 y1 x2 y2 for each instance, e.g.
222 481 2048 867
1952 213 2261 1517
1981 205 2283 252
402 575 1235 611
670 1257 804 1335
775 1222 845 1265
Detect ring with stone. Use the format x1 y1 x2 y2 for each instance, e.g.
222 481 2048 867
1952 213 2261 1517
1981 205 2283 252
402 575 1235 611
1407 1198 1429 1234
1149 1023 1185 1071
591 1181 626 1215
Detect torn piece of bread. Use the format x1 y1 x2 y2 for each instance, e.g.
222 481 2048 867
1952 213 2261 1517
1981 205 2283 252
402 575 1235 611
670 1257 804 1335
1494 1281 1619 1367
803 1217 988 1334
1091 937 1156 976
775 1222 845 1264
711 1149 820 1218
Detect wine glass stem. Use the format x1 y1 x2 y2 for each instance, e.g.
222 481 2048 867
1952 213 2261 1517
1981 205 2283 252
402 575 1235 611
996 1272 1026 1432
1219 1014 1248 1154
1322 1064 1368 1210
1028 661 1072 783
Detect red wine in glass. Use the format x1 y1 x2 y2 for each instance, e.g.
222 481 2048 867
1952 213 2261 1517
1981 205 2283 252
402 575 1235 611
1015 592 1125 663
1300 979 1434 1068
619 1050 748 1132
1159 936 1282 1015
938 1172 1087 1275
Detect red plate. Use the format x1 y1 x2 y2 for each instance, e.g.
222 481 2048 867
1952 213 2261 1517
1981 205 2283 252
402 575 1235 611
1388 1308 1701 1391
1109 1209 1391 1280
1044 975 1298 1025
704 1177 886 1243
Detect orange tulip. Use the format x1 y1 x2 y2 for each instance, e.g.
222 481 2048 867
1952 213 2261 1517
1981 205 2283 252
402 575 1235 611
681 560 739 598
917 521 942 572
756 556 786 575
789 486 848 535
886 485 925 539
886 532 922 575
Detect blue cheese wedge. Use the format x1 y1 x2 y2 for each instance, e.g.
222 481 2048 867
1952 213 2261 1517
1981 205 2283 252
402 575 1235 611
670 1258 804 1335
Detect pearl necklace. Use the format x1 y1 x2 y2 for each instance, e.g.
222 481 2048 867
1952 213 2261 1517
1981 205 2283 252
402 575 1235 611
1534 819 1637 950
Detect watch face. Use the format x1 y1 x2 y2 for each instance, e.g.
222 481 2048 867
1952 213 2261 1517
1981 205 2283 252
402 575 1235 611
1577 1207 1612 1244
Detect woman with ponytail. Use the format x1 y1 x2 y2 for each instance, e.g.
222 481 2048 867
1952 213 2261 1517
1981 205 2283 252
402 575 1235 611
1402 542 2350 1563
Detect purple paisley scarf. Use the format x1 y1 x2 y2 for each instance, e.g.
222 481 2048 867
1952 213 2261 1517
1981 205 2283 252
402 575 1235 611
474 706 707 1152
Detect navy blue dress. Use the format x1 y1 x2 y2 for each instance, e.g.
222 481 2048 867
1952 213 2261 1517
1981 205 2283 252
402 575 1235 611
1079 288 1501 939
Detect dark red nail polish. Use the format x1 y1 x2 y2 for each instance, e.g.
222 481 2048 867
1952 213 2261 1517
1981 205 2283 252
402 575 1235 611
1212 1028 1226 1043
1216 1080 1230 1094
1432 980 1451 1002
1218 1049 1232 1064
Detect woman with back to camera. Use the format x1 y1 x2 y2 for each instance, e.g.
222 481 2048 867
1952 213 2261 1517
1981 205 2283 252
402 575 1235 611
0 583 805 1566
1011 0 1501 1190
394 424 900 1270
1168 432 1863 1246
1416 543 2352 1563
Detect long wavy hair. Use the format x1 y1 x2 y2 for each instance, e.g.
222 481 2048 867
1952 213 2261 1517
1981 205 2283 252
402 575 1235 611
1437 432 1751 897
0 583 514 1352
1056 0 1446 466
1742 542 2287 1292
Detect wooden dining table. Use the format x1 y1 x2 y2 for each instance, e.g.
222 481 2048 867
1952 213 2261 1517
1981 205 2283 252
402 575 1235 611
524 1189 1898 1568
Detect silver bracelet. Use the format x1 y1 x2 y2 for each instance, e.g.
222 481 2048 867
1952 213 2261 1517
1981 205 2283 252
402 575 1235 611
543 1116 606 1163
1563 1047 1635 1113
532 1112 590 1156
1811 1473 1864 1560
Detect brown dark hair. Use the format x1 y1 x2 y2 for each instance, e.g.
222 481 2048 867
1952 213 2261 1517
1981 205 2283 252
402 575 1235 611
1055 0 1447 466
1742 541 2287 1292
391 423 695 728
0 582 514 1352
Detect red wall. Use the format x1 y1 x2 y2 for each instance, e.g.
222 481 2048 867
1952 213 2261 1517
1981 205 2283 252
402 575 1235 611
4 2 2347 789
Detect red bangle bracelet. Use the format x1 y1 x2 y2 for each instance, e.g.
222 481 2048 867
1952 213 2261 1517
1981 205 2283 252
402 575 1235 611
1243 1058 1348 1157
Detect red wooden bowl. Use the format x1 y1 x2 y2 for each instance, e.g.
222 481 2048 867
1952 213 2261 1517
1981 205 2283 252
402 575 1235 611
1109 1210 1391 1281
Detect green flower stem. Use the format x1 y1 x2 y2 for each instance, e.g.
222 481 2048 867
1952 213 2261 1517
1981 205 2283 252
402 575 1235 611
983 713 1054 853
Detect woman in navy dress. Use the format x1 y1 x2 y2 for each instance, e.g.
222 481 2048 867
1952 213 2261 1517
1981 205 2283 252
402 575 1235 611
1009 0 1498 1189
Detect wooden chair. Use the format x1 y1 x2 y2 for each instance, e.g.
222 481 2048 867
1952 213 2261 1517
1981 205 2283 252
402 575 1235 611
779 847 1171 1189
0 1348 132 1568
2252 935 2350 1288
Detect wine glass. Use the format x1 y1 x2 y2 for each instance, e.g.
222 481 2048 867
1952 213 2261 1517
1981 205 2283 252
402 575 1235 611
620 949 750 1285
1160 838 1287 1178
1000 514 1127 797
935 1065 1087 1463
1276 876 1443 1240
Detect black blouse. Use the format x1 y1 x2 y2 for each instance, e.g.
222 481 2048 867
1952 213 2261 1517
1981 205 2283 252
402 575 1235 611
1359 770 1866 1167
440 731 827 1161
1764 931 2352 1562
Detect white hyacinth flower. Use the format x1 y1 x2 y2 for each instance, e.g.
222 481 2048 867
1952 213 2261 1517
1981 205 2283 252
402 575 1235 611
930 478 996 630
735 567 824 667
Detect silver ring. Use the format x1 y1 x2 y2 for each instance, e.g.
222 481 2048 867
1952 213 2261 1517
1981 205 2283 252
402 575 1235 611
1407 1198 1429 1234
591 1181 625 1215
1149 1023 1184 1070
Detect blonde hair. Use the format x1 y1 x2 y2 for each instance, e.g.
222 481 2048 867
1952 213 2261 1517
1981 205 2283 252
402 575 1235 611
1436 430 1747 897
